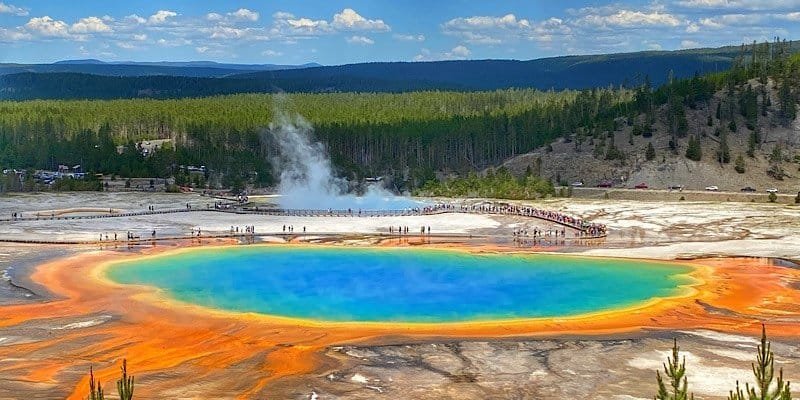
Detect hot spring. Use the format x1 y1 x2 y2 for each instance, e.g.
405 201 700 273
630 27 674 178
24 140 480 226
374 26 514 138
106 247 695 323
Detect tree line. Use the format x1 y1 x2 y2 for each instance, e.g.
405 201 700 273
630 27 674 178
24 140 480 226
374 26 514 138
0 40 797 191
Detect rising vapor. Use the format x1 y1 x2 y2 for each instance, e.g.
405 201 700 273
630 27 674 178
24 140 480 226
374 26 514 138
267 111 419 210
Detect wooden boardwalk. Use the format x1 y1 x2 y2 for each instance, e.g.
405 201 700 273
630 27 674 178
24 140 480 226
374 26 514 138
0 204 607 244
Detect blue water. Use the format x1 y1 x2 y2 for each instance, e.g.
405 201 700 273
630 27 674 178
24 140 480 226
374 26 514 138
107 247 693 323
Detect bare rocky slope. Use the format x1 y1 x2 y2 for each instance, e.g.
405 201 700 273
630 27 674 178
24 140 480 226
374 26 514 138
502 78 800 194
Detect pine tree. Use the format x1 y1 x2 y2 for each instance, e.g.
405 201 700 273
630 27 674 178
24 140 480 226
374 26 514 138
686 136 702 161
646 142 656 161
747 131 758 157
735 154 746 173
88 366 104 400
717 131 731 164
728 325 792 400
778 81 797 120
655 338 694 400
117 359 134 400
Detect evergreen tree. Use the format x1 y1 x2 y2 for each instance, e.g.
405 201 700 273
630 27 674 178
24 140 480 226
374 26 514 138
729 119 738 132
728 325 792 400
686 136 702 161
117 359 135 400
655 338 694 400
88 366 104 400
717 131 731 164
747 131 758 157
735 153 746 173
778 81 797 120
646 142 656 161
770 144 783 163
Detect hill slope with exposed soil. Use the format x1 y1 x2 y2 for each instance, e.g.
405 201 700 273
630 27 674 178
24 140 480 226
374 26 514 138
502 78 800 194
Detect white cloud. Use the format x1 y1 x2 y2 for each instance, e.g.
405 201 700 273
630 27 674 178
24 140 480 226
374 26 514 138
208 26 246 39
262 49 283 56
0 1 27 16
646 42 663 50
157 37 191 47
776 11 800 20
443 14 571 45
346 35 374 45
0 26 31 41
697 13 766 28
147 10 177 26
228 8 259 22
393 33 425 42
285 16 330 32
332 8 390 31
124 14 146 25
116 41 135 49
413 48 431 61
70 16 112 34
25 16 70 37
444 45 471 59
195 46 209 53
675 0 800 10
206 12 223 21
681 39 701 48
132 33 147 41
444 14 531 31
576 10 682 28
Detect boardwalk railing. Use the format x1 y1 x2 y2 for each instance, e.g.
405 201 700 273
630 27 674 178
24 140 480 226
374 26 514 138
1 203 607 238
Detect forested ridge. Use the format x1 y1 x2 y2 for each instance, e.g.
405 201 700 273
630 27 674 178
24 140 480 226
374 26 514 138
3 42 799 100
0 40 798 192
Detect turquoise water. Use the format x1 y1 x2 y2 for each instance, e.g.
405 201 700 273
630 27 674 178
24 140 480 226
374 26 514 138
107 247 693 323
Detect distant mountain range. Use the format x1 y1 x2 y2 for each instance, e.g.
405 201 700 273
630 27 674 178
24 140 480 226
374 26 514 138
1 42 797 100
0 59 321 78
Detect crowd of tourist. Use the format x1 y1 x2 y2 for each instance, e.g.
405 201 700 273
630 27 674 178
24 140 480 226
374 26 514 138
423 202 607 238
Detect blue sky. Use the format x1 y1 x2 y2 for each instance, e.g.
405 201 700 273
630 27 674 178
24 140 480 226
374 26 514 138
1 0 799 64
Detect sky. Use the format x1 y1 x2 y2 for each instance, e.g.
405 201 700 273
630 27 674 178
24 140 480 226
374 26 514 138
0 0 799 65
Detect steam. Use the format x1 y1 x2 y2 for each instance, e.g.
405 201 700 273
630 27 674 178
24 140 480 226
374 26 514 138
267 112 419 210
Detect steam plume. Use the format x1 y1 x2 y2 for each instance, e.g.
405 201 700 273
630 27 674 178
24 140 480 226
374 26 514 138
267 111 418 210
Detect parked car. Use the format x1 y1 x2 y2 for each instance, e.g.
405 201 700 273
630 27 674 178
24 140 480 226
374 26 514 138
570 181 584 187
634 182 648 189
597 180 613 188
766 188 779 193
704 186 719 191
741 186 757 192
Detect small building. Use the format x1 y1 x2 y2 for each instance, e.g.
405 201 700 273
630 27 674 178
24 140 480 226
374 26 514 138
116 139 173 157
